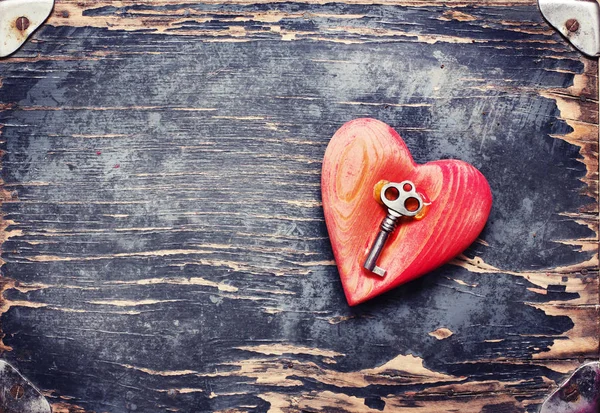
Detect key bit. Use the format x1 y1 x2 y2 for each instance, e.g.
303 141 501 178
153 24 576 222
363 180 424 277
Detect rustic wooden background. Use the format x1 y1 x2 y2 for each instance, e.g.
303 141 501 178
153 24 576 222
0 1 598 412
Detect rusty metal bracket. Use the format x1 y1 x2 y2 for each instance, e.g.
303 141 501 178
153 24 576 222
0 0 54 58
540 361 600 413
539 0 600 57
0 360 51 413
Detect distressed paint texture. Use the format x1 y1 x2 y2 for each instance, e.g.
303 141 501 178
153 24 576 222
0 1 598 412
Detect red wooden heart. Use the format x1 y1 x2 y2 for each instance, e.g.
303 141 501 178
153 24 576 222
322 118 492 306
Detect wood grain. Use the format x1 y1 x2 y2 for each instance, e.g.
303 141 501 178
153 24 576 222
322 118 492 305
0 1 597 412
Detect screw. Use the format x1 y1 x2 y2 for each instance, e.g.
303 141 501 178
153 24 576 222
15 16 29 31
561 382 580 402
566 18 579 33
9 384 24 399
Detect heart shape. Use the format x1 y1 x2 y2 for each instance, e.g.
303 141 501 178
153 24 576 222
322 119 492 306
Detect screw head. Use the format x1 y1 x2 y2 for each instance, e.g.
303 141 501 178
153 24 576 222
9 384 24 399
15 16 30 31
566 18 580 33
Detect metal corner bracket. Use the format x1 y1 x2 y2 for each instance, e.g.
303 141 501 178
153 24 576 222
539 361 600 413
539 0 600 57
0 359 51 413
0 0 55 58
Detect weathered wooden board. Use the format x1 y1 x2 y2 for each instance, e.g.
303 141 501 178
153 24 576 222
0 1 598 412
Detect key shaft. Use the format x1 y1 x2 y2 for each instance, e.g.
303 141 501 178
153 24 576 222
363 214 399 277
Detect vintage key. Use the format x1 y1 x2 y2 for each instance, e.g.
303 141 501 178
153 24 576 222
363 180 424 277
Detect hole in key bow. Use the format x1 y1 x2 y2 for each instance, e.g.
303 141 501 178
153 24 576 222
384 187 399 201
405 197 420 212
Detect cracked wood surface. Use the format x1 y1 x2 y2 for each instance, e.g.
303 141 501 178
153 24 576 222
0 1 598 412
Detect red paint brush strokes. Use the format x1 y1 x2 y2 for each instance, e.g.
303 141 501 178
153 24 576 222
322 119 492 306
